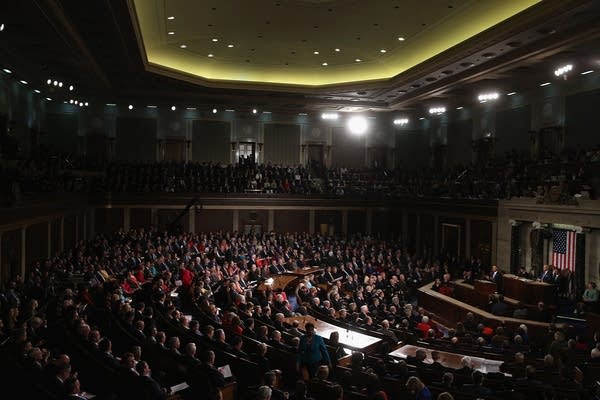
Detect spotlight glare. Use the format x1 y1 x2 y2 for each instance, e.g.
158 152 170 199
171 105 176 111
348 116 368 135
180 44 187 48
321 112 339 120
128 104 134 110
380 49 387 53
393 118 409 126
335 48 340 52
227 44 234 48
53 80 58 86
554 64 573 77
69 85 74 91
313 51 319 55
212 108 217 114
47 79 52 84
208 54 214 58
428 107 446 115
322 62 328 66
168 31 175 35
58 82 63 87
212 38 218 42
252 108 257 114
355 58 362 62
477 92 499 102
0 23 4 31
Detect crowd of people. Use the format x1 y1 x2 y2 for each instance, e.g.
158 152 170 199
2 144 598 203
0 228 599 399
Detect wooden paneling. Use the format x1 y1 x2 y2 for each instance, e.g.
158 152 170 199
64 214 76 250
239 210 268 233
264 123 300 165
130 208 152 229
471 220 492 266
95 208 125 236
315 210 341 236
439 217 466 257
26 222 47 269
1 229 21 283
195 209 233 232
273 210 309 233
347 210 366 234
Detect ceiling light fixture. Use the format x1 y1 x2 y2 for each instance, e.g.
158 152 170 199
186 107 197 110
53 80 58 86
477 92 499 102
47 79 52 84
252 108 258 114
540 82 551 87
380 49 387 53
212 108 218 114
208 54 214 58
2 68 11 74
168 31 175 35
429 107 446 115
321 112 339 120
355 58 362 62
398 37 405 41
106 103 116 106
313 51 319 55
146 105 157 108
128 104 134 110
69 100 74 104
46 97 52 101
507 92 517 96
393 118 409 126
227 44 234 48
84 102 89 106
69 85 74 91
171 106 176 111
298 113 308 116
335 48 340 52
33 89 40 93
167 16 175 20
419 117 425 120
456 106 463 110
212 38 218 42
322 62 328 66
58 82 63 87
180 44 187 48
225 109 235 112
19 80 27 85
554 64 572 77
348 116 368 135
0 23 4 31
581 70 594 75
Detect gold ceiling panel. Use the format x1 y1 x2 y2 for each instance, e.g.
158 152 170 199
131 0 540 87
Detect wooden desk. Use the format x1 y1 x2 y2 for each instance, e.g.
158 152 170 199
503 274 555 305
257 275 299 292
418 282 565 339
283 315 382 352
389 344 506 374
284 266 323 277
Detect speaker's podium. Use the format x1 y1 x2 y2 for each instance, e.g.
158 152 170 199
474 279 498 305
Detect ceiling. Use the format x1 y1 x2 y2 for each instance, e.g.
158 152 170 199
131 0 539 87
1 0 600 116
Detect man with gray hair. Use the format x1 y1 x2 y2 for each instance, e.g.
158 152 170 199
257 385 272 400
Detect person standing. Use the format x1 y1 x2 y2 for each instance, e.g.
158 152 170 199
297 322 331 380
489 265 504 294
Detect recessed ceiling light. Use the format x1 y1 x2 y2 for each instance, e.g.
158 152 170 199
227 44 234 48
507 92 517 96
84 102 89 106
3 68 12 74
355 58 362 62
19 80 27 85
167 16 175 20
47 79 52 84
225 109 235 112
171 105 176 111
380 49 387 53
0 23 4 31
180 44 187 48
69 85 74 91
313 51 319 55
540 82 551 87
212 38 219 42
146 105 157 108
128 104 133 110
58 82 63 87
398 37 405 41
168 31 175 35
186 107 196 110
46 97 52 101
212 108 218 114
298 113 308 116
581 70 594 75
33 89 40 93
322 62 328 66
335 48 340 52
53 80 58 86
419 117 425 120
252 108 257 114
106 103 116 106
208 54 214 58
456 106 463 110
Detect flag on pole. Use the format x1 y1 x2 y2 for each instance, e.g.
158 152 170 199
552 229 577 271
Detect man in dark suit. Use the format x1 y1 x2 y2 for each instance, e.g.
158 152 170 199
461 370 492 397
136 361 168 400
490 265 504 294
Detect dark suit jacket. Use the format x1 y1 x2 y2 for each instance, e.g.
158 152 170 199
491 271 504 293
139 375 166 400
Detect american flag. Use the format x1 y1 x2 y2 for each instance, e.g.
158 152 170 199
552 229 577 271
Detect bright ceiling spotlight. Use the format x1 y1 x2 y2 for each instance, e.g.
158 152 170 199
429 107 446 115
347 116 368 135
2 68 11 74
47 79 52 84
167 16 175 20
321 112 339 120
33 89 40 93
20 80 27 85
58 82 63 87
84 102 89 106
212 108 218 114
252 108 257 114
0 23 5 31
45 97 52 101
507 92 516 96
171 105 176 111
53 80 58 86
128 104 134 110
554 64 573 77
393 118 409 126
79 102 83 107
69 100 74 104
477 92 499 102
69 85 74 91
